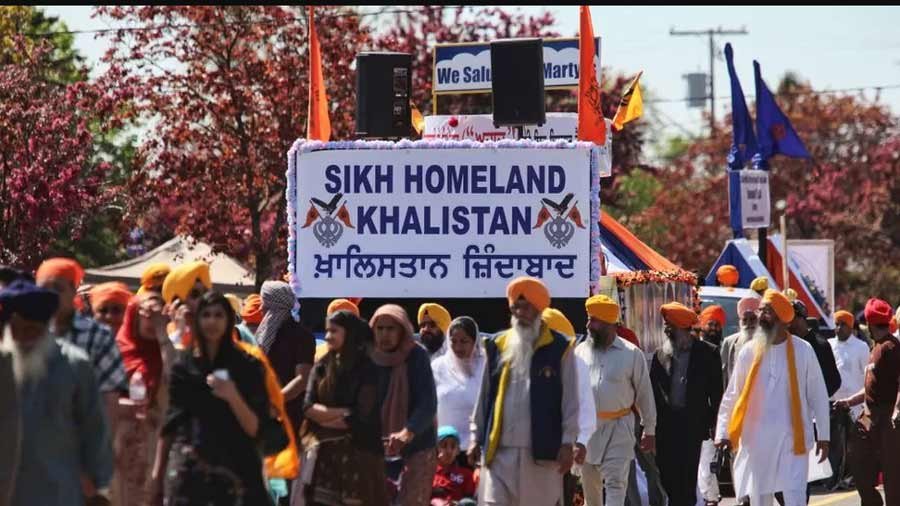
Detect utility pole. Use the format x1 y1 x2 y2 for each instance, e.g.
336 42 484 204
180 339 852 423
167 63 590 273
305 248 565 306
670 26 748 137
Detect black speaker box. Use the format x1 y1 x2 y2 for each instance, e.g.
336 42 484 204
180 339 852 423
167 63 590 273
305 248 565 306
355 52 412 138
490 38 546 127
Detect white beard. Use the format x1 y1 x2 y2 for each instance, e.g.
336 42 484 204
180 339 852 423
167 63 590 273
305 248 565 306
503 316 541 377
738 325 755 346
1 327 53 386
751 324 777 355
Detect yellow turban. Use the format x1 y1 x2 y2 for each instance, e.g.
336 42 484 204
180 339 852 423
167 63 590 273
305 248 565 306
506 276 550 312
161 261 212 304
750 276 769 293
762 289 794 323
418 303 451 335
783 288 799 303
833 310 854 328
585 295 619 324
327 298 360 318
543 308 575 337
660 302 699 329
224 294 242 316
138 263 170 294
716 265 739 287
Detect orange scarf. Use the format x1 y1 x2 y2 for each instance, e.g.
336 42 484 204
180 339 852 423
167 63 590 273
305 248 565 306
727 334 805 455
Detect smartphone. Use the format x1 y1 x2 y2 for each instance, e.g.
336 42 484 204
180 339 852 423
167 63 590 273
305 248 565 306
213 369 230 381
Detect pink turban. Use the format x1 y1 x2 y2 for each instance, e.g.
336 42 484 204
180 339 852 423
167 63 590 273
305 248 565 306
737 296 760 315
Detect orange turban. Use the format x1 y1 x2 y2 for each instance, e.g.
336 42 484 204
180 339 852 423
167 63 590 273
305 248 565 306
660 302 699 329
762 289 795 323
585 294 619 324
138 263 170 294
327 298 360 318
833 310 854 328
543 308 575 337
36 258 84 287
89 282 133 309
506 276 550 312
161 261 211 304
699 305 726 328
242 294 263 324
716 265 739 287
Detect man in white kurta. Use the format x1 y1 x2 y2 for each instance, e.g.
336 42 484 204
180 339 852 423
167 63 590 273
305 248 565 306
575 295 656 506
715 290 830 506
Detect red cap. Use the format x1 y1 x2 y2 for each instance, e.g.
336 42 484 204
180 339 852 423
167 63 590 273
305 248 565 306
864 298 893 326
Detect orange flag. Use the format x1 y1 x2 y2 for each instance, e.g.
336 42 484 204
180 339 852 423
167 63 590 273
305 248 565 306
302 204 320 228
336 203 354 228
577 6 606 145
307 6 331 141
533 206 552 229
567 204 586 229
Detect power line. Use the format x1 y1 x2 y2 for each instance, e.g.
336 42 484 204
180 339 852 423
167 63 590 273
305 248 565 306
25 6 465 38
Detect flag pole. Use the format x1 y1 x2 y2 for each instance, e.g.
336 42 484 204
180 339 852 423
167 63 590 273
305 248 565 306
780 214 789 291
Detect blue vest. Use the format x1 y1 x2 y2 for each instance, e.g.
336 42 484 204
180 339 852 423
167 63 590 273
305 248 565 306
478 328 571 461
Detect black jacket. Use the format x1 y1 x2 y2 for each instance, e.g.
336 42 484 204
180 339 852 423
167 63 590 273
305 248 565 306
650 339 724 442
802 329 842 398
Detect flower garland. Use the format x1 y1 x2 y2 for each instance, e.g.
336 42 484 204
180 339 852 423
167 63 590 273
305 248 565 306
285 138 602 301
613 269 698 288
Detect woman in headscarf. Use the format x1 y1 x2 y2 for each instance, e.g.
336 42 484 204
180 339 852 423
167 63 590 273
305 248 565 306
297 310 388 506
151 292 275 506
370 304 437 506
113 290 174 506
256 281 316 435
430 316 484 460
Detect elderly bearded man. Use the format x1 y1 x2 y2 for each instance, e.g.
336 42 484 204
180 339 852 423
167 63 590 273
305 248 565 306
722 297 761 389
715 290 830 506
575 295 656 506
468 277 579 506
1 280 113 506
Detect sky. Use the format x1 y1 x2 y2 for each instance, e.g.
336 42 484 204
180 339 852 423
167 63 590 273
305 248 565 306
43 5 900 139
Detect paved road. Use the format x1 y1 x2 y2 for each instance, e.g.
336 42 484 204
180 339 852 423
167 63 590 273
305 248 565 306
719 488 878 506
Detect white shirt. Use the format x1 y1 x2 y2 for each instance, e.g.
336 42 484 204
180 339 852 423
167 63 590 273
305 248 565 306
432 353 485 450
828 336 870 420
716 336 830 496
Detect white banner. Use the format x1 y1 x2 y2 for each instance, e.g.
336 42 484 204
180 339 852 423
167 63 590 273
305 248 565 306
786 240 835 316
291 144 595 298
729 169 770 229
433 38 600 94
423 113 612 177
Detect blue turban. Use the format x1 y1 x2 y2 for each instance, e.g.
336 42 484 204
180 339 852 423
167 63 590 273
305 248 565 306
0 280 59 323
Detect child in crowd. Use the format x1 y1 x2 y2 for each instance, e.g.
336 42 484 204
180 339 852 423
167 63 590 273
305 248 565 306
431 426 477 506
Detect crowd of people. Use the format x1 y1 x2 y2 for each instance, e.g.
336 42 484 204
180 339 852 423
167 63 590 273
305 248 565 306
0 258 898 506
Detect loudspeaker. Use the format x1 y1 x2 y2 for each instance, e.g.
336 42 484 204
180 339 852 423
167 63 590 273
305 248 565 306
491 38 545 127
355 52 412 138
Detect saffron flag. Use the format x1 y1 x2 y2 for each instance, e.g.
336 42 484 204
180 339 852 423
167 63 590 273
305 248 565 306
302 204 320 228
533 206 552 229
754 60 811 163
611 71 643 131
724 43 759 171
336 203 354 228
577 6 606 145
307 6 331 141
567 205 586 229
411 101 425 135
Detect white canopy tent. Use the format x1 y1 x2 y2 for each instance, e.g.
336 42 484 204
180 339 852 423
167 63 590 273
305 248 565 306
84 236 256 296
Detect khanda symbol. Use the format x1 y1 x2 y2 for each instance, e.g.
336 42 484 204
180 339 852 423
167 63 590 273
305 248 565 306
303 193 354 248
533 193 584 249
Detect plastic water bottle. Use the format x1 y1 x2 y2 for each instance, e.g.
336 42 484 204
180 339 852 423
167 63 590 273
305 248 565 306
129 371 147 402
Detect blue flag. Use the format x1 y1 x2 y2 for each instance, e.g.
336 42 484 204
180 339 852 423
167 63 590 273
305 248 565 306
724 43 758 172
754 60 811 162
